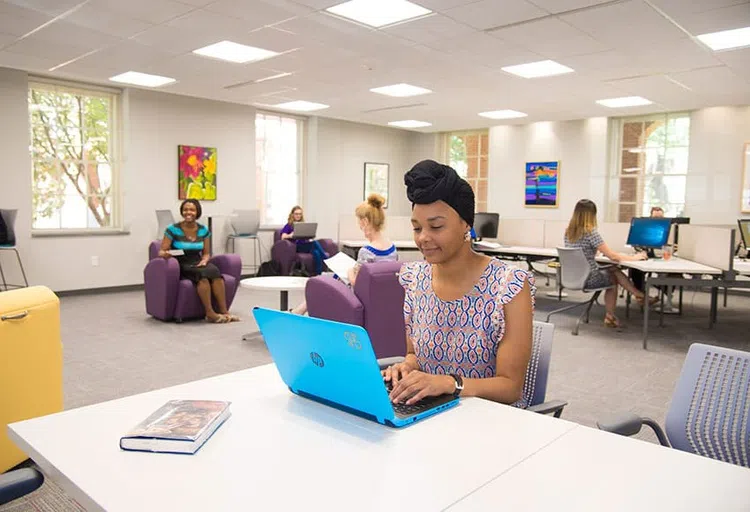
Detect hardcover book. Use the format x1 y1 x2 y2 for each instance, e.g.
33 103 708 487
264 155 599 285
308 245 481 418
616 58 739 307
119 400 231 454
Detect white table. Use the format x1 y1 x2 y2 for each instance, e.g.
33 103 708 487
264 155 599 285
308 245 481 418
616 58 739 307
341 239 419 252
240 276 308 311
8 364 578 512
447 425 750 512
734 258 750 275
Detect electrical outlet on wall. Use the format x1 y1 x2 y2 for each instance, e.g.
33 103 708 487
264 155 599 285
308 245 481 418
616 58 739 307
91 256 99 267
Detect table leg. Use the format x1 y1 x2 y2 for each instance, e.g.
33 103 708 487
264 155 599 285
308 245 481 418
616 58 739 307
280 290 289 311
709 287 717 328
723 286 728 308
679 286 683 315
642 276 650 350
659 286 665 327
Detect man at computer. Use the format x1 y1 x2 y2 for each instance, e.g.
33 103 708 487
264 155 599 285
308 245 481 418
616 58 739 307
631 206 677 312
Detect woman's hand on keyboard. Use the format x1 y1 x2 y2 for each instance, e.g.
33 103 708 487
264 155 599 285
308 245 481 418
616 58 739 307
389 371 453 405
382 362 413 387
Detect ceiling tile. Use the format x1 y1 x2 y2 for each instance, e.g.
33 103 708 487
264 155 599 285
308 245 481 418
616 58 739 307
95 0 197 25
0 32 18 47
165 9 256 40
56 40 179 74
669 65 750 95
25 21 122 48
66 4 153 39
489 17 610 58
283 0 340 8
231 27 306 53
560 0 686 45
527 0 620 13
382 14 475 44
715 46 750 78
604 75 696 106
444 0 547 30
3 0 84 16
668 3 750 35
132 24 225 54
650 0 749 15
205 0 312 29
4 37 95 63
0 2 52 37
424 32 542 68
416 0 488 10
0 48 60 70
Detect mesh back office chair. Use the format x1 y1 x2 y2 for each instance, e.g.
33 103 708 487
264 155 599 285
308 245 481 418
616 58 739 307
228 210 262 274
0 209 29 290
155 209 176 238
545 247 613 335
598 343 750 467
378 321 567 417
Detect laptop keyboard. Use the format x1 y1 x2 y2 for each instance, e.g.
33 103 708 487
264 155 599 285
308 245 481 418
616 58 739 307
384 380 445 416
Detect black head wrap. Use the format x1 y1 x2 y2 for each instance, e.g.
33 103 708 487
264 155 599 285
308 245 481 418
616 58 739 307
404 160 475 227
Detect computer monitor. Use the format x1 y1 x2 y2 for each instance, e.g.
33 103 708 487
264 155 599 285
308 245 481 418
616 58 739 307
626 217 672 249
473 212 499 240
738 219 750 249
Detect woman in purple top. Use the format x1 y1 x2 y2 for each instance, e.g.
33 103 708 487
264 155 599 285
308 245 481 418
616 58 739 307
280 205 327 275
383 160 534 407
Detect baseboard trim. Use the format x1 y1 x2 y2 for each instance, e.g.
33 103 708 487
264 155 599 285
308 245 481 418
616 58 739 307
56 284 144 297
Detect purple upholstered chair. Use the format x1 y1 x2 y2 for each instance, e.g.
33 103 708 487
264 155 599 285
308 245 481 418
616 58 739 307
305 260 405 359
271 229 339 276
144 241 242 322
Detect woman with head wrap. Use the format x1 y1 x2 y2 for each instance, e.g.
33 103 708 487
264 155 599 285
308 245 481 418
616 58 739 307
384 160 535 406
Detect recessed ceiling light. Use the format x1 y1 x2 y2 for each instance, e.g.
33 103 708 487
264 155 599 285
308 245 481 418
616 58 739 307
698 27 750 51
596 96 653 108
388 120 432 128
370 83 432 97
273 101 329 112
478 110 528 119
501 60 574 78
326 0 431 28
109 71 175 87
697 26 750 51
193 41 278 63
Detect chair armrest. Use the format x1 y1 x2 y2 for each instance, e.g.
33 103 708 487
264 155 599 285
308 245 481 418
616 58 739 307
527 399 568 418
144 257 180 284
210 253 242 279
272 240 297 275
317 238 339 257
0 468 44 506
377 356 405 370
596 412 671 447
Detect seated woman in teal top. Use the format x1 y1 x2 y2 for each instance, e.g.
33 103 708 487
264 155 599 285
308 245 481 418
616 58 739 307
158 199 239 324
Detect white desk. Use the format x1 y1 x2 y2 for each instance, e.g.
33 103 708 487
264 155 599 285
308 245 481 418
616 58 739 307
9 364 577 512
239 276 307 311
447 426 750 512
616 257 721 275
734 258 750 275
481 245 557 259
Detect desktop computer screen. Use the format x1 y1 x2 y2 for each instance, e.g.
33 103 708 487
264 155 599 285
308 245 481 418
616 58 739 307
738 219 750 249
473 212 499 240
627 217 672 248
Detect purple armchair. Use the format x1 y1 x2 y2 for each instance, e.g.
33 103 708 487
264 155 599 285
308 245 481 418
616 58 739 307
305 260 406 359
144 241 242 322
271 229 339 276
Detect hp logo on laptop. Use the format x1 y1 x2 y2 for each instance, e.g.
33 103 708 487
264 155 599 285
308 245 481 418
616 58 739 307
344 331 361 350
310 352 325 368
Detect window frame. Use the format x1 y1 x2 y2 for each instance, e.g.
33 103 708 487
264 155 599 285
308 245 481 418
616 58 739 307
28 77 123 235
441 129 489 212
255 110 306 226
610 112 690 222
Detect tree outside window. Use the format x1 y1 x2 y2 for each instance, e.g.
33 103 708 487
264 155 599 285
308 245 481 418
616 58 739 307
29 83 118 230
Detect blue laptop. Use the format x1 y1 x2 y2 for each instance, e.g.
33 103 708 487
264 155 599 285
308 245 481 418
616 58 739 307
252 307 459 428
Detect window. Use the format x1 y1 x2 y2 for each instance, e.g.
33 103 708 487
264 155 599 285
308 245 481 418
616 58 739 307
255 112 304 225
28 81 120 231
445 130 489 211
615 113 690 222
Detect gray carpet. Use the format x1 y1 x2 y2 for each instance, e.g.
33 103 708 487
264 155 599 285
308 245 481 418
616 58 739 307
3 281 750 511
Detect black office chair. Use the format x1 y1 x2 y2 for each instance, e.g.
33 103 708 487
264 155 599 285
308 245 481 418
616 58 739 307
0 467 44 505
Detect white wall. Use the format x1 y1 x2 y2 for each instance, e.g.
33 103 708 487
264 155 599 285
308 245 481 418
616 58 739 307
487 118 609 221
306 117 435 241
686 106 750 225
0 68 257 292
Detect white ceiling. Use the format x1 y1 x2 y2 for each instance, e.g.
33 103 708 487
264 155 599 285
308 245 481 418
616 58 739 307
1 0 749 132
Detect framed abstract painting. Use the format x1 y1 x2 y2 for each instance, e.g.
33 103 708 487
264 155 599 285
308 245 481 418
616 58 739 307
178 145 217 201
364 162 389 208
525 161 559 208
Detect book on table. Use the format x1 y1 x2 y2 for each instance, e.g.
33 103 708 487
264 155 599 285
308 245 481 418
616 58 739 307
119 400 231 454
324 252 357 285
